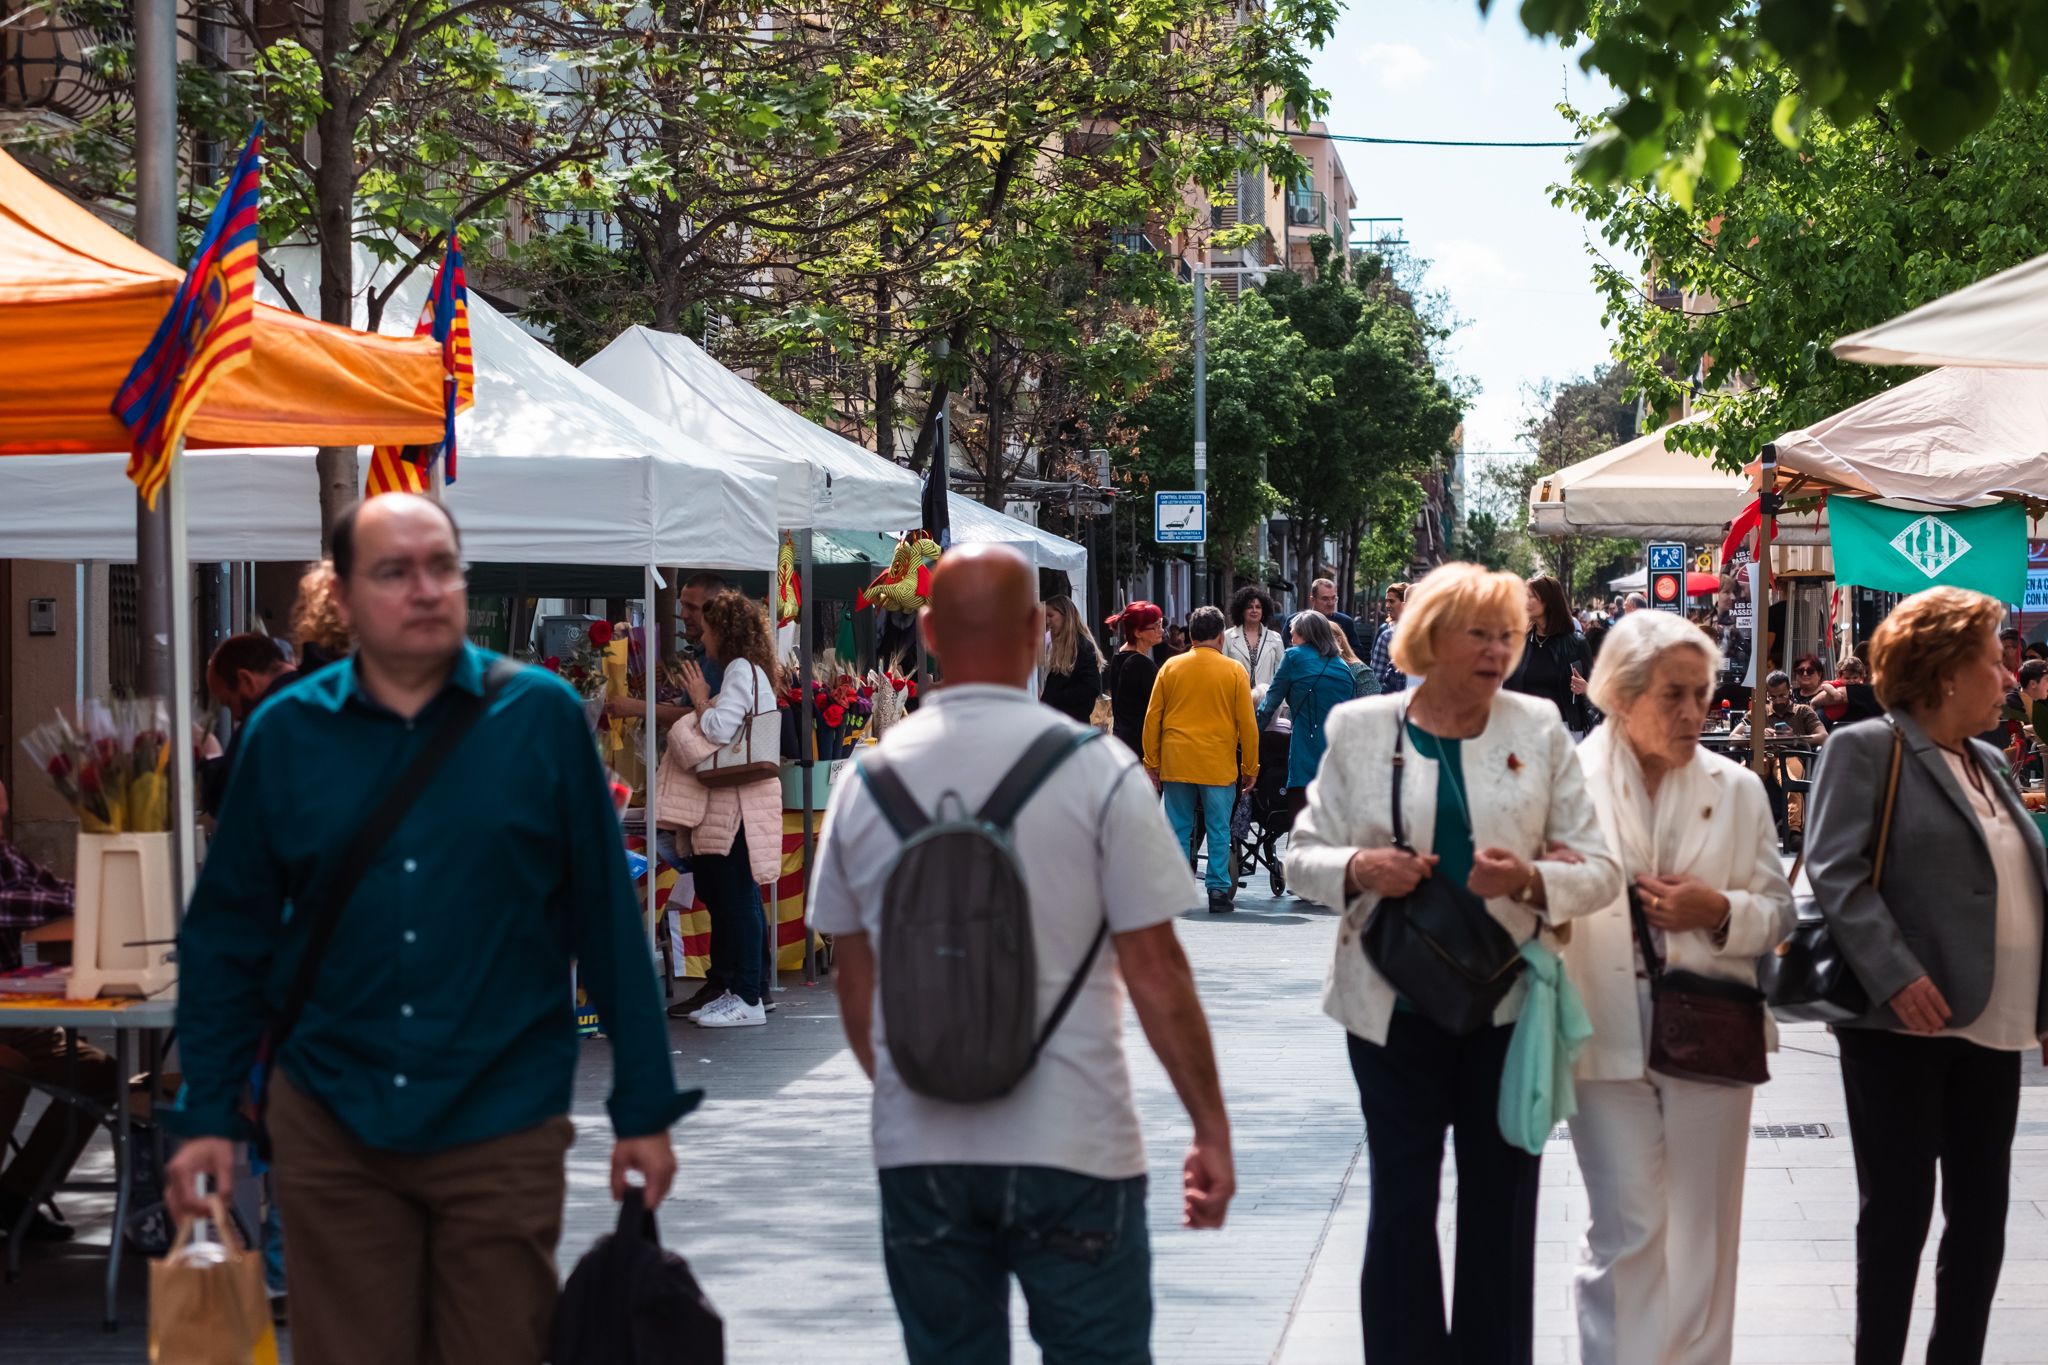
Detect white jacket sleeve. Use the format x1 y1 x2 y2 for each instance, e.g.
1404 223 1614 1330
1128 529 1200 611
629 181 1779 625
1714 771 1797 959
1531 719 1625 925
699 662 762 747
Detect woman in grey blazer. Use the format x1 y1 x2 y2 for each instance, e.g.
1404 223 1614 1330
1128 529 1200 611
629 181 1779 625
1805 587 2048 1365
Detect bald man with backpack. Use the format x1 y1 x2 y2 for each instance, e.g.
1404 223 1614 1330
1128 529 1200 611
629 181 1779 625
811 543 1233 1364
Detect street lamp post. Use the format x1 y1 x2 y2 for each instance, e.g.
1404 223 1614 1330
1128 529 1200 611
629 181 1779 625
1192 269 1207 609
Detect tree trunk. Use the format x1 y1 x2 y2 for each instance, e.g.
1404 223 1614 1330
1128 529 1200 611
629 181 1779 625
908 144 1024 475
314 0 357 545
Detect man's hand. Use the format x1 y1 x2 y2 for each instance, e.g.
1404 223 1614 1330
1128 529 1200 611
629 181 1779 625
1239 771 1256 793
1146 768 1162 793
1182 1130 1235 1229
1890 975 1952 1035
611 1134 677 1208
165 1137 237 1223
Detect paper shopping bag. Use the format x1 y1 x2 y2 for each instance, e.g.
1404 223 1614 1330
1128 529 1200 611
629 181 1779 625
149 1197 277 1364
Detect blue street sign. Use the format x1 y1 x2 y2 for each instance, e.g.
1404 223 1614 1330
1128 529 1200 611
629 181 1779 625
1155 492 1207 544
1647 542 1687 573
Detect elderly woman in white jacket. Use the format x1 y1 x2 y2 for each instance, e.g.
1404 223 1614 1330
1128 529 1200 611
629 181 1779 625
1564 609 1794 1365
1288 563 1623 1365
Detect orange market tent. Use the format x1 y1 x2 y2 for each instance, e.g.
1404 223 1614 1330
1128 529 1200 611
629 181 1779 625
0 147 448 454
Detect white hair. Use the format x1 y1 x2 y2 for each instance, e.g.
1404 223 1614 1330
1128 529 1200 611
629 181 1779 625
1587 609 1723 714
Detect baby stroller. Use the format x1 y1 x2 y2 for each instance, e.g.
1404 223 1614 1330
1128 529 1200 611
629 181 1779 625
1231 723 1295 897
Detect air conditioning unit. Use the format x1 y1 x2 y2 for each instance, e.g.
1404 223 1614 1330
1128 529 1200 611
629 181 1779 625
1290 204 1316 226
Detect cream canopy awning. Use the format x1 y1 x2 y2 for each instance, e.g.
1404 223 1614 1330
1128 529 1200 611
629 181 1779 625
1834 254 2048 369
1527 422 1748 541
1768 367 2048 505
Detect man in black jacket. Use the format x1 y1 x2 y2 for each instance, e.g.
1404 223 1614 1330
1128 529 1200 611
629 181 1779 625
199 633 301 818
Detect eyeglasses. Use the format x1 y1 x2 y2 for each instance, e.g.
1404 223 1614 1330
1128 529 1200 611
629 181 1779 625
363 560 467 594
1793 665 1819 675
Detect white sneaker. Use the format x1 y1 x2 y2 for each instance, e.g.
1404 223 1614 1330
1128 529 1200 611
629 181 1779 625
686 990 739 1022
696 995 766 1028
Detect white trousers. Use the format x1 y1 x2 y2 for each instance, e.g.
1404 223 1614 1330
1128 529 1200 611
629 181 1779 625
1569 1059 1754 1365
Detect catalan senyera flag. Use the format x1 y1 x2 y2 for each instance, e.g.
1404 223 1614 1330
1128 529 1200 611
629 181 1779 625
112 122 265 508
366 234 473 497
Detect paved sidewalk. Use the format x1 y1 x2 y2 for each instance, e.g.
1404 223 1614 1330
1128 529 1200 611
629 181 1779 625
11 884 2048 1361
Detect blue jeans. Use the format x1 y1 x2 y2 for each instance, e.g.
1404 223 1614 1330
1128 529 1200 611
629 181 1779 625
880 1165 1152 1364
1163 781 1236 894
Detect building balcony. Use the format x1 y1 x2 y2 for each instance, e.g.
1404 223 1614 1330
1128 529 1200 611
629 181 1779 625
0 1 121 124
1285 189 1326 230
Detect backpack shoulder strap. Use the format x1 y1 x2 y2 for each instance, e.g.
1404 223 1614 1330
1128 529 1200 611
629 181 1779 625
857 749 931 840
977 726 1102 830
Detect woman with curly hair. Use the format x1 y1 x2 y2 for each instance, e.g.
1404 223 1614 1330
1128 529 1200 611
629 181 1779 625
289 560 353 674
1222 584 1284 703
655 590 784 1028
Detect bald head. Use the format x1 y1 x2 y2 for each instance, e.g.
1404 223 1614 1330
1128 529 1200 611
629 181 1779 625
920 544 1042 687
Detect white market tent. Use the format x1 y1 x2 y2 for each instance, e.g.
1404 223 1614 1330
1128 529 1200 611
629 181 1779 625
1526 422 1749 542
1769 367 2048 504
581 326 921 532
0 261 781 573
1834 254 2048 369
580 325 1088 580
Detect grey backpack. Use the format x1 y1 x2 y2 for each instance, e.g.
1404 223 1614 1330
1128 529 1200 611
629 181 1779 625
857 725 1106 1103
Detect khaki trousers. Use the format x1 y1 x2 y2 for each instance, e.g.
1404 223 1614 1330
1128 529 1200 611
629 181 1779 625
267 1072 574 1365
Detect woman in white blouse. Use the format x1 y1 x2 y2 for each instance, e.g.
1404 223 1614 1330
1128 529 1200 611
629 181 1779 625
1221 585 1285 703
1805 586 2048 1365
1563 609 1794 1365
1287 562 1622 1364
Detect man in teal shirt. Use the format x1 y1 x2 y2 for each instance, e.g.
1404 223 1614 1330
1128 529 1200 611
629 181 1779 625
166 494 695 1365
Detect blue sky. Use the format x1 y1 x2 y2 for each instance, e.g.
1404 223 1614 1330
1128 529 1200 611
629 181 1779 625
1307 1 1619 467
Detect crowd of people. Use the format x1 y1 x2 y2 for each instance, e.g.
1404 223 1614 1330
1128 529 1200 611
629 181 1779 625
6 514 2046 1365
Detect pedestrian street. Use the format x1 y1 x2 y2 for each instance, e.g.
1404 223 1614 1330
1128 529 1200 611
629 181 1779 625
12 879 2048 1363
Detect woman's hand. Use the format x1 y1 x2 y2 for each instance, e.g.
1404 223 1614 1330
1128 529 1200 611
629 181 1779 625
1346 847 1438 898
1890 975 1952 1035
1636 873 1729 934
1468 847 1530 900
679 660 712 709
1568 664 1588 696
602 695 640 720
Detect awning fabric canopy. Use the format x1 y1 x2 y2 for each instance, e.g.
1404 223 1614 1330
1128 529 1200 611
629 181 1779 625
0 148 447 455
581 324 1086 579
1834 254 2048 369
0 255 781 572
581 326 923 532
1769 367 2048 504
1527 422 1748 541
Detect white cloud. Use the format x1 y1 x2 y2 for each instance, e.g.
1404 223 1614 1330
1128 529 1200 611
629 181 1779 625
1360 42 1435 90
1425 240 1524 296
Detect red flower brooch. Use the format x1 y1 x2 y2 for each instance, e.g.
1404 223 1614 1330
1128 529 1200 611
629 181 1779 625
1506 753 1524 774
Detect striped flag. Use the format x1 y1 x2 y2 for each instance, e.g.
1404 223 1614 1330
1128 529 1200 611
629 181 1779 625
112 123 265 508
366 234 473 497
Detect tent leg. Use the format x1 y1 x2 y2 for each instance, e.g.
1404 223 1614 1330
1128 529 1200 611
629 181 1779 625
643 565 661 968
798 529 818 985
168 445 197 902
1752 447 1777 783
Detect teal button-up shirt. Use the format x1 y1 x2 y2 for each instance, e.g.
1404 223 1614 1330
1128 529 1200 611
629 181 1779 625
175 644 697 1152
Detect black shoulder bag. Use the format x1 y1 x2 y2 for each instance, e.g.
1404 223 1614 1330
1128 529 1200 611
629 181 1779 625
1757 718 1901 1023
244 656 520 1161
1359 711 1531 1037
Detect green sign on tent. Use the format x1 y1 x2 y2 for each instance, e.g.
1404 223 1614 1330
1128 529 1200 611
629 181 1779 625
1828 499 2026 602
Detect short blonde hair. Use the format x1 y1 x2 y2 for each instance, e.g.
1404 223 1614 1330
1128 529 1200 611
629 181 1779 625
1587 609 1722 714
1867 586 2006 713
1390 563 1527 677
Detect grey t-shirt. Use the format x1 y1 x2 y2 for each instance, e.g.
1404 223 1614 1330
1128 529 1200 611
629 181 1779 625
809 683 1198 1179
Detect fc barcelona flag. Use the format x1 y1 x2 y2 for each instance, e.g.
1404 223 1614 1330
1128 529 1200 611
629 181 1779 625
112 123 264 508
366 234 473 497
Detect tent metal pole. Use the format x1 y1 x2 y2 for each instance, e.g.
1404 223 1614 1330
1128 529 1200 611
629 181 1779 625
135 0 178 868
1752 446 1776 782
169 444 198 900
798 529 819 983
643 564 661 967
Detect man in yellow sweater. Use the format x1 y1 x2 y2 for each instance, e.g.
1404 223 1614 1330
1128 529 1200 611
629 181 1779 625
1143 605 1259 912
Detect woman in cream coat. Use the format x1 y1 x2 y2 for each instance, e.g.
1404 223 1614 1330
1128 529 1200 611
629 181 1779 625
1288 562 1623 1364
1564 609 1795 1365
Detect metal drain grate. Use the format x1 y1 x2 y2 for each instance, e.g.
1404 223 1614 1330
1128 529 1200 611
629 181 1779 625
1548 1121 1833 1142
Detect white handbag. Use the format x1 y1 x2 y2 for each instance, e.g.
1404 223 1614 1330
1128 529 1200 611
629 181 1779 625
694 666 782 788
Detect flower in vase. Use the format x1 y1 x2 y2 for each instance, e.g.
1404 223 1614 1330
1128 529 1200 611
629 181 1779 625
823 703 847 727
588 621 613 647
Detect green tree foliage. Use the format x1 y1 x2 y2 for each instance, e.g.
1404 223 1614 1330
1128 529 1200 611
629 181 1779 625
1558 80 2048 469
1501 0 2048 200
1258 242 1465 592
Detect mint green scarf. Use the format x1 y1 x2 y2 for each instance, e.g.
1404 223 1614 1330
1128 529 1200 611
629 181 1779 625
1498 939 1593 1155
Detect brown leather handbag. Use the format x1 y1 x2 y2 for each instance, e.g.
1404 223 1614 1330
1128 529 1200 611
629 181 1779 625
1629 891 1770 1088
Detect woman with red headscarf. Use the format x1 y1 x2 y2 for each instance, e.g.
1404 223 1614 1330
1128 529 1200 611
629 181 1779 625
1105 601 1166 756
